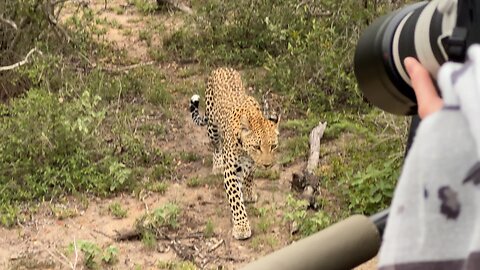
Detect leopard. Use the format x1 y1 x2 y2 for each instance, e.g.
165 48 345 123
189 67 280 240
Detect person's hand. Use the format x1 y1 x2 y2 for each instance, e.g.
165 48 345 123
404 57 444 119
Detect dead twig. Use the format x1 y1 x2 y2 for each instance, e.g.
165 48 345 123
0 48 43 72
208 238 224 252
170 239 195 262
93 228 116 240
72 237 78 270
45 246 75 269
0 16 17 30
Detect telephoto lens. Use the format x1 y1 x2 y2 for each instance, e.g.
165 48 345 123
354 0 458 115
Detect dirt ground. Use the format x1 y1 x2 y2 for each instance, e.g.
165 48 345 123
0 0 378 269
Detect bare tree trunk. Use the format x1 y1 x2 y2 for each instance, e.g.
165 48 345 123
306 122 327 174
290 122 327 209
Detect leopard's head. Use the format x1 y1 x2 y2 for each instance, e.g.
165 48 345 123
239 114 280 168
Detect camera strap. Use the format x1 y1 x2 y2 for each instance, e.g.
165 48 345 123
446 0 480 62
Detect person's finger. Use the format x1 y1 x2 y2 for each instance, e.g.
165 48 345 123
404 57 443 118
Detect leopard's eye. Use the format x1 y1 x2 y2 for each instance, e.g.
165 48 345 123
271 144 278 151
254 145 261 151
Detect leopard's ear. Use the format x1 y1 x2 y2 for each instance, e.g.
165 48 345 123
275 114 281 134
268 115 278 123
269 114 281 128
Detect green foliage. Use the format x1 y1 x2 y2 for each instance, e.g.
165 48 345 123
102 245 119 265
136 203 181 239
0 205 19 228
129 0 158 14
142 230 157 250
254 207 272 234
165 0 406 113
67 241 119 268
254 169 280 180
108 202 128 218
51 205 78 220
87 66 172 105
150 153 175 180
179 151 201 163
139 29 153 46
186 177 201 188
203 219 215 238
284 195 332 236
151 203 181 229
279 136 309 165
186 175 221 188
68 240 102 269
348 158 400 213
249 235 278 252
0 90 133 209
318 111 407 215
147 182 169 194
157 260 197 270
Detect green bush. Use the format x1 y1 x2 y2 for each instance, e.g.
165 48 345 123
284 195 332 236
0 89 133 206
319 112 407 215
165 0 405 113
280 111 406 217
136 203 181 238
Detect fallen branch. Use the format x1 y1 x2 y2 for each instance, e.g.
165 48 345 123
72 237 78 270
45 246 75 270
0 16 17 30
0 48 43 72
208 238 224 252
93 228 115 240
114 228 141 241
171 239 195 261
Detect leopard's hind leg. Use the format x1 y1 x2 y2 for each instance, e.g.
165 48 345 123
207 122 223 175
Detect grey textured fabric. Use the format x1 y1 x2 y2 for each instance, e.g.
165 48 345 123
378 45 480 270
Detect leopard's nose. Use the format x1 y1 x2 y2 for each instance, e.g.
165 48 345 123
262 162 273 169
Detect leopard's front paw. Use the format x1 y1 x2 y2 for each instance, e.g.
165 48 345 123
232 222 252 240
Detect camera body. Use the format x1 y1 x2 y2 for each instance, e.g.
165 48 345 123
354 0 480 115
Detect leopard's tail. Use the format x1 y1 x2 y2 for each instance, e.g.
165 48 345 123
190 94 208 126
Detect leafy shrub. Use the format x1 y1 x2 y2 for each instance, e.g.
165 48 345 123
68 240 102 269
319 111 407 215
102 245 119 265
284 195 332 236
165 0 412 113
136 203 181 237
0 89 132 209
109 202 128 218
67 241 119 268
